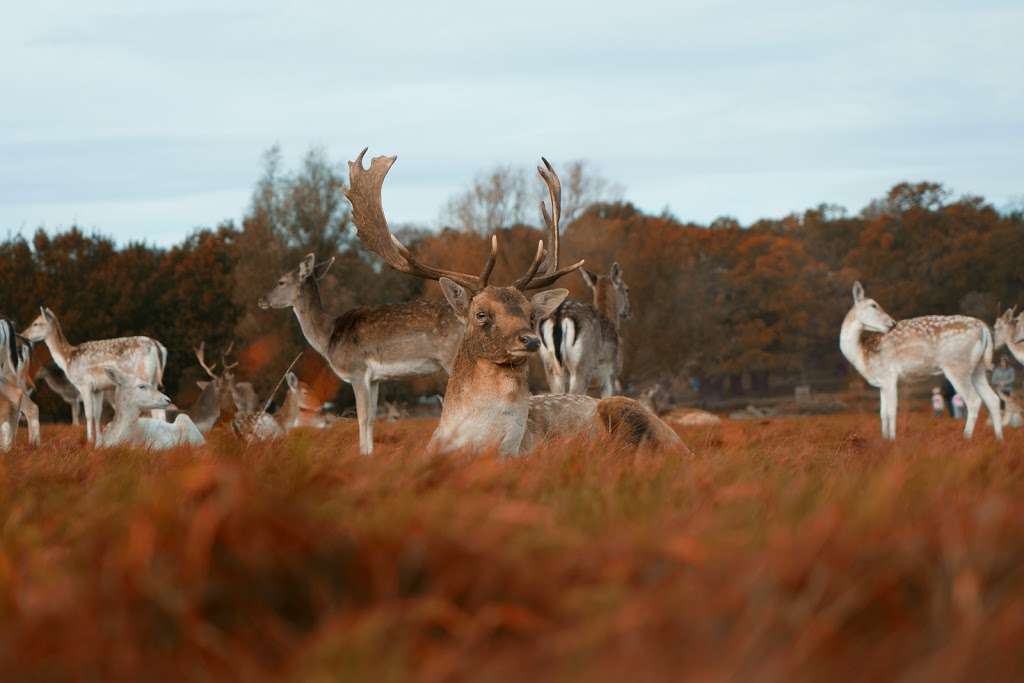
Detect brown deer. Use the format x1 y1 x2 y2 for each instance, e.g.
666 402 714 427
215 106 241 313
840 282 1001 440
280 372 329 430
0 319 40 450
347 150 684 456
538 262 630 396
258 249 463 453
21 308 167 445
186 342 238 433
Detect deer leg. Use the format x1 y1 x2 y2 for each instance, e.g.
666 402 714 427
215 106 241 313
367 380 380 449
21 397 40 447
880 382 898 440
945 370 980 439
353 379 375 455
599 371 615 399
71 399 81 426
0 398 14 451
568 368 589 395
971 364 1003 441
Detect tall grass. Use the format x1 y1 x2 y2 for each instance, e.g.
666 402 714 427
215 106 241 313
0 414 1021 681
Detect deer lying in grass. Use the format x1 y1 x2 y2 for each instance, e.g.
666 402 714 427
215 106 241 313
840 282 1001 440
100 368 204 449
258 250 462 455
230 381 284 442
347 150 684 456
186 342 238 433
280 372 328 430
22 308 167 445
0 319 40 450
539 262 630 396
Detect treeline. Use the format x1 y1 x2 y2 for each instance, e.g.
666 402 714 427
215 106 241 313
2 147 1022 419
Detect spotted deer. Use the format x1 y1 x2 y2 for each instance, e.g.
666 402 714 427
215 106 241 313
347 150 684 456
0 319 40 450
538 262 630 396
258 246 462 453
21 308 168 445
840 282 1001 440
186 342 238 433
100 368 205 449
280 372 328 430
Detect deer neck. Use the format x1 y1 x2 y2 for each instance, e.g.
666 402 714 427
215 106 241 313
191 382 220 421
593 287 620 331
291 280 333 355
433 346 531 454
43 320 75 372
839 312 872 379
105 394 143 442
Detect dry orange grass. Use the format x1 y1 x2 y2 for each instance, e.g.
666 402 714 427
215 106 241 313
1 413 1022 682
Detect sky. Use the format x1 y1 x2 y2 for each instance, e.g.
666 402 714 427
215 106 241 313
2 0 1022 246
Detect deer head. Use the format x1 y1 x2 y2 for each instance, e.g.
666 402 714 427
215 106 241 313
346 150 582 370
285 372 322 413
194 341 238 403
848 281 895 333
581 262 631 321
994 306 1018 348
21 307 58 343
105 367 171 412
258 254 336 310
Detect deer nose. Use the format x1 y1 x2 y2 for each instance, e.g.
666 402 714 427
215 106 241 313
257 297 270 310
519 334 540 352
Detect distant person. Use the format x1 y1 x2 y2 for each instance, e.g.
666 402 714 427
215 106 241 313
952 393 966 419
931 387 945 417
992 356 1016 396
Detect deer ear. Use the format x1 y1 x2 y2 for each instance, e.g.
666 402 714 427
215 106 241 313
286 372 298 390
852 281 865 303
438 277 470 319
580 269 597 289
530 288 569 321
314 257 335 280
196 380 209 390
298 253 317 280
610 262 622 283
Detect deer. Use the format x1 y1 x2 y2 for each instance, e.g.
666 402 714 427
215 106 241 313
257 248 463 456
35 364 84 425
0 319 41 450
100 368 205 449
280 372 328 430
21 308 168 445
840 281 1001 441
347 150 684 456
186 342 238 432
230 383 284 442
994 307 1024 365
538 262 630 396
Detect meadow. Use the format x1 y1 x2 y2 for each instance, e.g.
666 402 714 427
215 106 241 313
1 413 1022 682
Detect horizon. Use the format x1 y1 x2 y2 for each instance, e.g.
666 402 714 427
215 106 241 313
3 1 1022 247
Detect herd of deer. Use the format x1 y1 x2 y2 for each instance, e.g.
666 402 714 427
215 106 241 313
1 150 1023 454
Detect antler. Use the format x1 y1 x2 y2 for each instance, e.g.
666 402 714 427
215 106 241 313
511 157 584 290
221 341 239 373
347 149 494 291
194 342 217 379
347 149 581 293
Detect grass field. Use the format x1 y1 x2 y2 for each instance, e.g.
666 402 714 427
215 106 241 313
1 413 1022 682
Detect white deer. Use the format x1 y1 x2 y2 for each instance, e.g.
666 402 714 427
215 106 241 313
840 282 1001 440
100 368 205 449
21 308 167 445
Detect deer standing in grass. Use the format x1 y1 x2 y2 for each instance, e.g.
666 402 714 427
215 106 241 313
840 282 1001 440
347 150 684 456
187 342 238 433
100 368 204 449
258 254 462 456
994 307 1024 365
0 319 40 450
538 263 630 396
21 308 167 445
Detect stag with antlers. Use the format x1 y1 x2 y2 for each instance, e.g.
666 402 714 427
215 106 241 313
346 150 684 456
840 282 1002 440
186 341 239 432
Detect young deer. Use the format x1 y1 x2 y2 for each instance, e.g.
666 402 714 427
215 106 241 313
347 150 684 456
230 383 284 442
0 319 40 450
21 308 167 445
280 372 328 430
186 342 238 433
538 262 630 396
840 282 1001 440
258 252 462 455
100 368 205 449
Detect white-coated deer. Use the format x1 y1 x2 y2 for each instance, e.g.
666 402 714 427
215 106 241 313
840 282 1001 440
0 319 41 450
347 150 684 456
280 372 328 430
538 262 630 396
100 368 204 448
994 307 1024 365
186 342 238 432
21 308 168 445
258 249 462 454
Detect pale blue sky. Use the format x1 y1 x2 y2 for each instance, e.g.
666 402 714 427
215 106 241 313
2 0 1021 245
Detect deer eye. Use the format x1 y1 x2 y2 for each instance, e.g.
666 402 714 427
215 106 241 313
475 311 490 326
